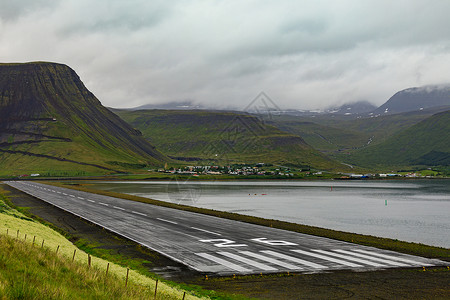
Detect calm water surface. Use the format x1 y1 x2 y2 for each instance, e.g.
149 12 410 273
84 179 450 248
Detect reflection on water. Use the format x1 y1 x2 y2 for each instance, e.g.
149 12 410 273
82 179 450 248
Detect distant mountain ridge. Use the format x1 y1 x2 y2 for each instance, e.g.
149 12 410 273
0 62 167 176
373 85 450 115
329 101 377 115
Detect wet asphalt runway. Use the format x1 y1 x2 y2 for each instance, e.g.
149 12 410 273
6 181 447 276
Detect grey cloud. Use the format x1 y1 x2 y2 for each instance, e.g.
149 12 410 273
1 0 450 110
0 0 59 22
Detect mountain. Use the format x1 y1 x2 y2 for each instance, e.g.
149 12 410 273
373 85 450 115
0 62 167 176
133 101 206 110
113 109 346 171
328 101 377 115
345 110 450 167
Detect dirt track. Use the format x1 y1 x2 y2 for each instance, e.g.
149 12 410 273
3 184 450 299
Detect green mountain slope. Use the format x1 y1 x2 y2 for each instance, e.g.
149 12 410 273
114 109 345 170
268 106 450 157
344 110 450 167
0 62 167 176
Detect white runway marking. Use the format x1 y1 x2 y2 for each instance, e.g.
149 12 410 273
334 249 409 267
131 211 147 217
87 199 95 203
240 251 302 269
113 206 125 211
292 250 363 268
196 253 251 272
353 249 434 266
261 250 326 269
99 202 109 206
312 249 385 267
191 227 222 236
77 197 84 200
157 218 178 225
218 252 277 271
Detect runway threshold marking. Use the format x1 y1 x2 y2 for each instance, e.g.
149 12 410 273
190 227 222 236
240 251 303 269
291 249 363 267
217 252 277 271
312 249 384 267
352 249 434 266
196 253 252 272
260 250 326 269
333 249 409 267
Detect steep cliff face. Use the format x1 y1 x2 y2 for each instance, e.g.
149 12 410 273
0 62 167 175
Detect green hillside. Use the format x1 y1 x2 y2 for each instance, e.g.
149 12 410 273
114 109 346 170
267 107 449 158
344 110 450 167
0 62 168 177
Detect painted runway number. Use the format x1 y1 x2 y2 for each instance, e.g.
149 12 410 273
200 238 297 248
199 239 248 247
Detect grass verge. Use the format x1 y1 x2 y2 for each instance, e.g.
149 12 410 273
0 190 203 300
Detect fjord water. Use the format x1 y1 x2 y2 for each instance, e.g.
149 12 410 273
86 179 450 248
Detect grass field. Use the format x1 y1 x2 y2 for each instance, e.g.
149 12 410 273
0 190 203 300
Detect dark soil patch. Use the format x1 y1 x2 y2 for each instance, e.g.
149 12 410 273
3 184 450 299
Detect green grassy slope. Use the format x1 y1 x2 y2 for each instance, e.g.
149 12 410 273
114 109 346 170
267 107 449 158
344 110 450 167
0 188 201 300
268 119 368 155
0 62 169 176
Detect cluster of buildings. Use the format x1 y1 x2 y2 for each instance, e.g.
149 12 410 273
157 164 295 176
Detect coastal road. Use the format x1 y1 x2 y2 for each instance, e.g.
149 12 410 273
6 181 447 276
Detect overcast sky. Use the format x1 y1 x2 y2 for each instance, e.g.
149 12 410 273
1 0 449 110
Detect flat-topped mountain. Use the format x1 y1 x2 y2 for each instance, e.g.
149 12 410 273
0 62 167 176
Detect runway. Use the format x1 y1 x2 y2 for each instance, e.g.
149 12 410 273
6 181 446 276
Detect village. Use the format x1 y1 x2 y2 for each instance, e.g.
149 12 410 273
156 164 441 179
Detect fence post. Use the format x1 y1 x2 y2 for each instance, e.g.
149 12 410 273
72 249 76 262
33 236 36 246
106 263 110 277
154 279 158 299
24 234 27 242
17 229 19 238
56 245 60 255
41 239 45 248
182 291 186 300
125 268 129 287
